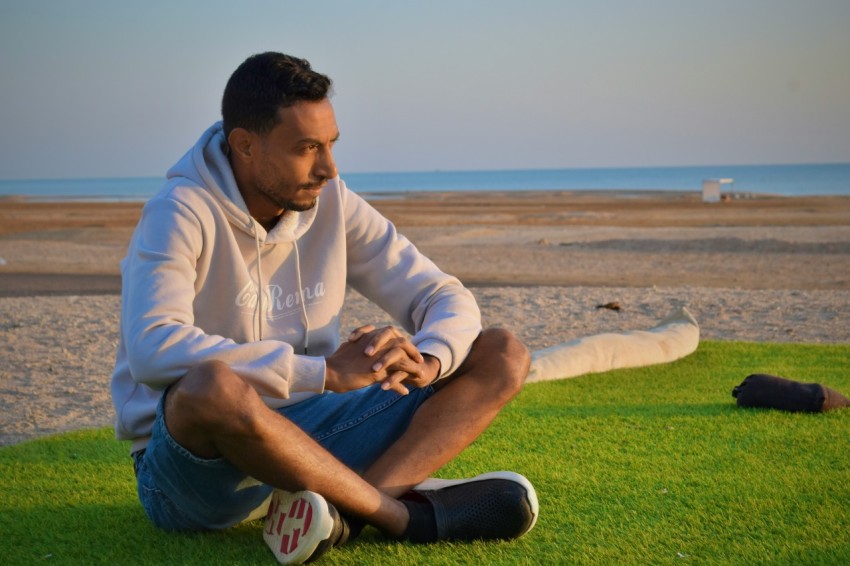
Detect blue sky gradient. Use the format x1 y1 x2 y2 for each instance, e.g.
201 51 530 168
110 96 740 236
1 0 848 179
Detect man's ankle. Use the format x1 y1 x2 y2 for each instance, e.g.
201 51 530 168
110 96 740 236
399 491 438 542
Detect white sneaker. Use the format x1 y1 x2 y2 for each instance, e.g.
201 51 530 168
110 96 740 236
263 489 348 564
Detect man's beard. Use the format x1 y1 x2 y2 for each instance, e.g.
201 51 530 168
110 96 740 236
258 180 323 212
281 196 318 212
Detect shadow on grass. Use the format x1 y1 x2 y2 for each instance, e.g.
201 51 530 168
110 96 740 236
3 500 274 564
0 428 554 566
3 499 484 565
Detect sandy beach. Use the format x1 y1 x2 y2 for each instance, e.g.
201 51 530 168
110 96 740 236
1 190 849 446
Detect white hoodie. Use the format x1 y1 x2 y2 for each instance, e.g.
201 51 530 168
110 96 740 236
111 122 482 452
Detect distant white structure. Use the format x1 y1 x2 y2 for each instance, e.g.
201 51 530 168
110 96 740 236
702 178 734 202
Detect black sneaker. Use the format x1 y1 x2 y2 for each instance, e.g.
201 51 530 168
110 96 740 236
263 489 349 564
410 471 539 541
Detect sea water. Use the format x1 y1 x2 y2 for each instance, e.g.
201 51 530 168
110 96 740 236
1 163 848 201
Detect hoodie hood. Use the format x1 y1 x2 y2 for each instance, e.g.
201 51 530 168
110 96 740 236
165 121 318 243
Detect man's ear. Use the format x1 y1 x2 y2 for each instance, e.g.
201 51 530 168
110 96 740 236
227 128 257 162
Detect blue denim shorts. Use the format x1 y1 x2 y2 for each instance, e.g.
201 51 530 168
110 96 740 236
134 384 434 531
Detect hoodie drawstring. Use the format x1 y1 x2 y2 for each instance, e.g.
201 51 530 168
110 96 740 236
253 220 265 341
293 241 310 354
252 219 310 353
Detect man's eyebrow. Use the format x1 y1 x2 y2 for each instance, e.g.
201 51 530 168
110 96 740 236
297 132 341 145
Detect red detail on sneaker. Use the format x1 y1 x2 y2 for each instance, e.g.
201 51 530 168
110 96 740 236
264 497 280 535
304 503 313 533
274 498 315 555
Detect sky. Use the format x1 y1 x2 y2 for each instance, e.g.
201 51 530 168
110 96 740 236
1 0 848 180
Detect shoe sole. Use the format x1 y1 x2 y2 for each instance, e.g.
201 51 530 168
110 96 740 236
414 471 539 535
263 490 335 564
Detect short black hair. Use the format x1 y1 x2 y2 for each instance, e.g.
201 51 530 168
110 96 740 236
221 52 332 138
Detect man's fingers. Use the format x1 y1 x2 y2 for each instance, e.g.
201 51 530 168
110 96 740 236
399 339 424 364
354 326 423 365
380 371 410 395
363 326 406 356
348 324 376 342
370 344 424 376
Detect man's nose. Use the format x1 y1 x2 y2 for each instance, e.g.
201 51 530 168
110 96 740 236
315 146 338 179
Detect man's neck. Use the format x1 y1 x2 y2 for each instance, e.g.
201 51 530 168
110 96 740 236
256 212 283 232
227 147 284 231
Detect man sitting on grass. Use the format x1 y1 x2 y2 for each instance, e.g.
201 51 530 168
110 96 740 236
110 51 538 564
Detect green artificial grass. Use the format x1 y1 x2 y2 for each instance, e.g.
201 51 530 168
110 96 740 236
2 340 849 565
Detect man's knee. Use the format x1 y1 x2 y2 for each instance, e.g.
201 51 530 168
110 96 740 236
484 326 531 380
467 327 531 397
165 360 253 429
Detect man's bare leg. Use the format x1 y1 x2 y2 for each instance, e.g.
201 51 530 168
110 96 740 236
162 327 529 536
163 360 408 537
361 327 531 496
